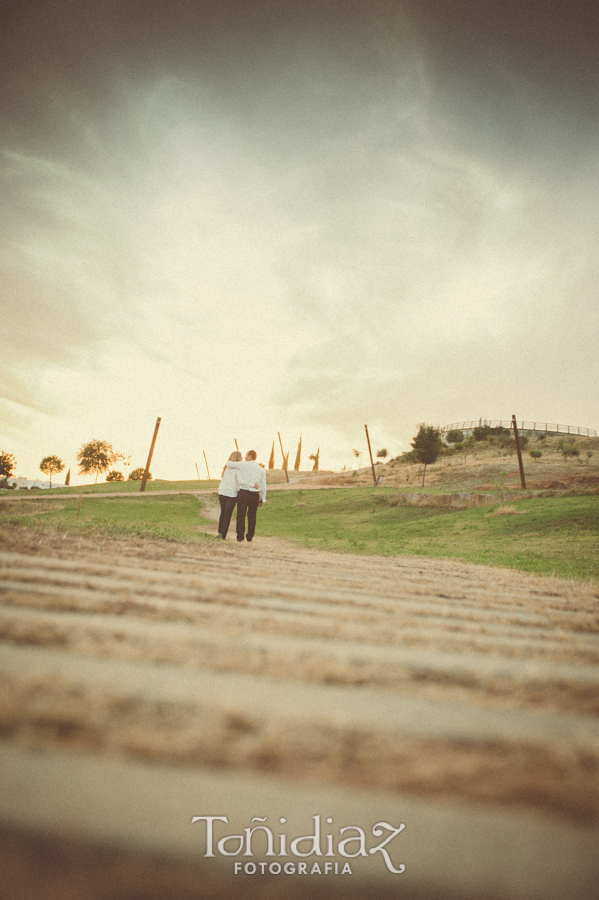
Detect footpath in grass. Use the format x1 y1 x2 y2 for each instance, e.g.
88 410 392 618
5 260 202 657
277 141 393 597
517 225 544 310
257 487 599 580
1 485 597 580
38 479 219 495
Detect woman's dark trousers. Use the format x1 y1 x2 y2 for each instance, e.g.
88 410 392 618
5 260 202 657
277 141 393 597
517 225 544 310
218 494 237 539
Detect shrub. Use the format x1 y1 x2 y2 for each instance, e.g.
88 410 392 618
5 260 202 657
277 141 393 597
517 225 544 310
529 450 542 460
446 429 464 444
128 467 152 481
106 470 125 482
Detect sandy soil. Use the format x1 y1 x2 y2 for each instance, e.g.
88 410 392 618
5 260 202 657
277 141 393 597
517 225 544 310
0 521 598 899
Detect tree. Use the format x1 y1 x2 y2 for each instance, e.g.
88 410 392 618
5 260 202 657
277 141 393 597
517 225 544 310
0 451 16 478
376 448 388 459
128 467 151 481
294 435 302 471
106 470 125 482
529 450 542 461
309 448 320 472
76 439 124 483
446 430 464 444
411 424 443 487
268 442 275 470
352 448 362 467
39 455 65 486
558 440 579 462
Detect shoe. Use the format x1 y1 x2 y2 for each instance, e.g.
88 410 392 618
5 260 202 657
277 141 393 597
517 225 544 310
246 537 253 542
237 537 244 542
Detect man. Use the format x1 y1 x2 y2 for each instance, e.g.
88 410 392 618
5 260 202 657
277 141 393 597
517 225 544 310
225 450 267 542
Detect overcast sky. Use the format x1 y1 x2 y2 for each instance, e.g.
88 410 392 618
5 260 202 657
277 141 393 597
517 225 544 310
2 0 598 481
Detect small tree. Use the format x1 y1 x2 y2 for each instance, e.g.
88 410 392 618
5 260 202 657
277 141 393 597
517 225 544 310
558 440 579 463
0 451 16 478
128 467 151 481
106 470 125 482
294 435 302 471
411 424 443 487
268 442 275 470
446 429 464 444
529 449 542 461
309 449 320 472
39 455 65 486
77 440 124 483
376 448 388 460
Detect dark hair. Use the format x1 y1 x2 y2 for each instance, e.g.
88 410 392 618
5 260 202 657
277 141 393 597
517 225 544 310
247 450 257 460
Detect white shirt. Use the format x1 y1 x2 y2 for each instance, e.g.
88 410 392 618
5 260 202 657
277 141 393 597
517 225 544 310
218 465 240 498
226 460 267 503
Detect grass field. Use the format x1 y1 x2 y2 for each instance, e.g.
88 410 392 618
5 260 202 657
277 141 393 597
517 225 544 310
0 493 216 543
258 487 599 580
1 485 598 580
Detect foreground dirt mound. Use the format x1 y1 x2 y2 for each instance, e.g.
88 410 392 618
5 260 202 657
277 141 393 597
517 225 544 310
0 527 598 900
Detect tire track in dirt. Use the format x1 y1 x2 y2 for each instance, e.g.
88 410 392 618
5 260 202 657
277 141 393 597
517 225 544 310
0 528 598 899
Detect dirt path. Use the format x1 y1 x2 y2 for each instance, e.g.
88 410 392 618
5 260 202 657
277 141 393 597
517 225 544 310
0 525 598 899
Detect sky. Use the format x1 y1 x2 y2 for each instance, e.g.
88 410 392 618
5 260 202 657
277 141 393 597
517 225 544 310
1 0 598 482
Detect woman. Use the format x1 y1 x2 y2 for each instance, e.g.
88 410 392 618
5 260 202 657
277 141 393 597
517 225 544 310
217 450 242 540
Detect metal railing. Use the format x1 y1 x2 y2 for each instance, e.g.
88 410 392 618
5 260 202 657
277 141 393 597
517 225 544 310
440 420 596 437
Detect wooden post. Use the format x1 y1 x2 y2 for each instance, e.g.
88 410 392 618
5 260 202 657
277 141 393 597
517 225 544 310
278 431 289 483
511 415 526 490
195 463 201 481
140 417 161 492
234 439 239 451
364 424 377 486
203 451 211 480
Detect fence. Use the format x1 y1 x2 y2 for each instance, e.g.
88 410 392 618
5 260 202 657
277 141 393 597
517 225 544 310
440 421 597 438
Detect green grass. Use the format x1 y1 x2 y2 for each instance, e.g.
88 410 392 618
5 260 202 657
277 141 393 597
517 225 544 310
257 488 599 580
0 493 217 543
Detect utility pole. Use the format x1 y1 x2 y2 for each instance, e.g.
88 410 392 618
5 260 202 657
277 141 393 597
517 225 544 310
364 424 377 486
140 417 161 493
511 415 527 490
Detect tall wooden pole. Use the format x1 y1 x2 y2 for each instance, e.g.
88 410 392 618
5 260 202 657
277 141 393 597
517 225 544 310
364 424 377 486
511 415 527 490
203 450 211 480
234 439 239 451
195 463 201 481
278 431 289 483
140 417 161 492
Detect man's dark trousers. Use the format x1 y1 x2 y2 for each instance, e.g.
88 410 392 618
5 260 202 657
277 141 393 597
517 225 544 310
236 489 260 541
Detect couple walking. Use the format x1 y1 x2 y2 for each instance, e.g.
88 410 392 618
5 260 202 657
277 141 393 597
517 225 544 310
217 450 267 542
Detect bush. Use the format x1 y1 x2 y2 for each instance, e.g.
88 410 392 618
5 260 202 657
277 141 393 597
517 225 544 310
128 468 151 481
106 470 125 482
473 425 510 442
529 450 542 460
446 429 464 444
